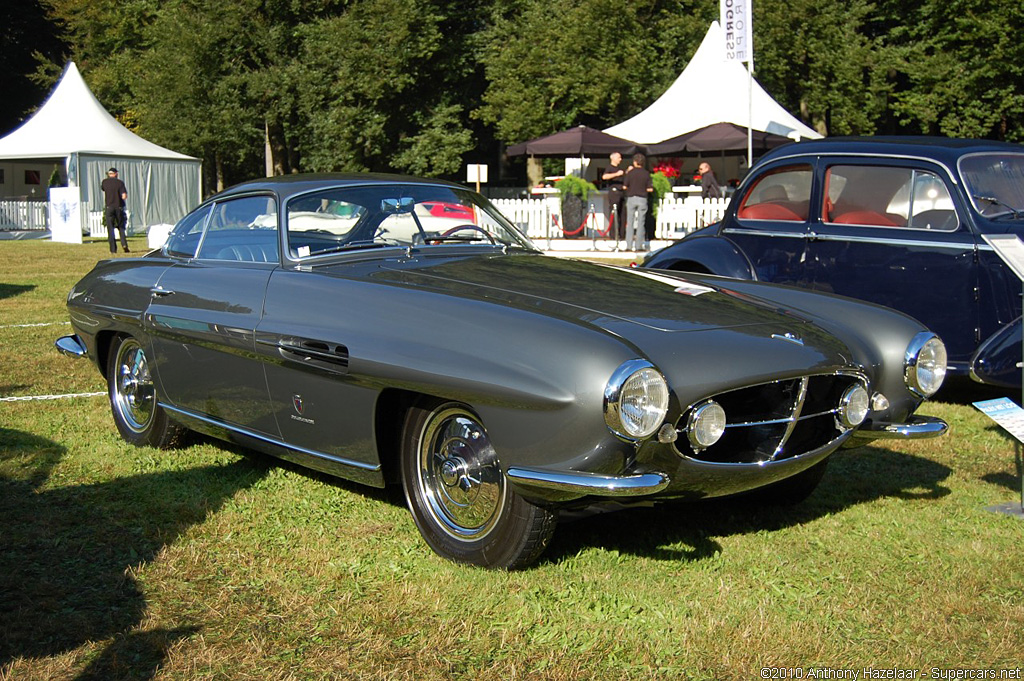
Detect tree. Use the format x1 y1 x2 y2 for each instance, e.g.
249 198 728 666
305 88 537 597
883 0 1024 141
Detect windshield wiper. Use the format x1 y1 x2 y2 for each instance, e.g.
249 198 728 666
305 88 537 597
310 240 399 257
972 194 1024 219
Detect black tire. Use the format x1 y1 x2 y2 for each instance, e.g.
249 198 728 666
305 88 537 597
400 399 556 569
107 335 185 448
744 458 829 506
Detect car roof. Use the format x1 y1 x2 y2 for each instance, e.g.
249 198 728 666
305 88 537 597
759 136 1024 167
209 173 470 203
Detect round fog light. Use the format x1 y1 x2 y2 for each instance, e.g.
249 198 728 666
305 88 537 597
838 384 869 429
687 401 727 449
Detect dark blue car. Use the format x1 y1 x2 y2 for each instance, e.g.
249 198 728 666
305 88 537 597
642 137 1024 388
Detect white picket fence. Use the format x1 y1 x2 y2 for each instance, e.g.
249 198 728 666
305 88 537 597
0 200 48 231
491 195 730 242
654 196 730 237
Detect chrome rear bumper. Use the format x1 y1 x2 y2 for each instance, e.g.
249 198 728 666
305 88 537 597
55 334 88 359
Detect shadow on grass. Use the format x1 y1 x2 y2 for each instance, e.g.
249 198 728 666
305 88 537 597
0 427 268 674
0 283 35 301
542 445 952 565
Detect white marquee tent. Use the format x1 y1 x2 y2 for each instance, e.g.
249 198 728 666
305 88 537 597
0 62 201 232
605 21 822 146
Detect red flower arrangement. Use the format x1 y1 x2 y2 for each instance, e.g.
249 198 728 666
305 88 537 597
651 158 682 180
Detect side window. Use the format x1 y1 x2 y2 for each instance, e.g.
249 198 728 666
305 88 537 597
823 165 903 227
736 165 812 222
164 205 212 258
906 171 958 231
823 165 957 230
196 195 279 262
287 192 366 258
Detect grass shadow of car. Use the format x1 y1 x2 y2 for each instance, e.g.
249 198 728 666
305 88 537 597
540 446 952 566
0 428 268 671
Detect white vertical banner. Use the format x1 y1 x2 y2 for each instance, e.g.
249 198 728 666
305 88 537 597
720 0 753 63
48 186 83 244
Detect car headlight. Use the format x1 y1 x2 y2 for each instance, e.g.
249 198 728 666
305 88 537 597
837 383 869 429
905 332 947 398
604 360 670 440
687 400 727 449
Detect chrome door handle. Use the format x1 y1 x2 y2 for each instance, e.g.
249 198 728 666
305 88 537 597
150 286 174 297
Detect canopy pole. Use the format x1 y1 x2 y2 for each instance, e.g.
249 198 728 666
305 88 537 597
747 59 753 170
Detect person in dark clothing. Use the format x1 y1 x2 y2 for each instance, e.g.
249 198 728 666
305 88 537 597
601 152 626 242
101 167 129 253
698 162 723 199
622 153 652 251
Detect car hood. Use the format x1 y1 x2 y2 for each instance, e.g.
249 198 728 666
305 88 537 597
375 253 829 336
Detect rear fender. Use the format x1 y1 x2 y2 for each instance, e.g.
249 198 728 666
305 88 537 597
643 235 755 279
971 318 1022 389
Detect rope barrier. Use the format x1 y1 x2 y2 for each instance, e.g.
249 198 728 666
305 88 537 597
0 321 69 329
0 391 105 402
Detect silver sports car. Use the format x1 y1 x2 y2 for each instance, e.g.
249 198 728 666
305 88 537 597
57 174 948 568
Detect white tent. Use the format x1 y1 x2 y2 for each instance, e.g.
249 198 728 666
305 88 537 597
0 62 201 232
605 21 822 145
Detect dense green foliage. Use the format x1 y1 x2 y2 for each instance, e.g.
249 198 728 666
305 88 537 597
13 0 1024 191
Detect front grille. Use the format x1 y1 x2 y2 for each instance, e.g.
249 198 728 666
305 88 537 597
675 373 866 464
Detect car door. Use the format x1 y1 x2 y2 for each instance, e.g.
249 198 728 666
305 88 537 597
145 193 281 435
249 188 387 478
805 159 979 366
720 161 815 287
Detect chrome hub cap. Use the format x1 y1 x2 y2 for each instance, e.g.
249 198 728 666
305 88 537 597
418 407 505 541
113 340 156 433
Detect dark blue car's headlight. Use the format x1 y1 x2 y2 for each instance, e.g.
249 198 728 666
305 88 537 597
604 360 670 440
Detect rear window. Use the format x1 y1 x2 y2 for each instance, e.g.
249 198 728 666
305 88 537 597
736 166 812 222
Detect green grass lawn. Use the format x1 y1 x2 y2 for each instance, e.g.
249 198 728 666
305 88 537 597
1 239 1022 680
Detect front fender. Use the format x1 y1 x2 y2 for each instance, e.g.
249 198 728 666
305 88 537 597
971 318 1022 389
642 234 755 279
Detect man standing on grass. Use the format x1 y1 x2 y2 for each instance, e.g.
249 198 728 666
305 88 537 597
101 167 129 254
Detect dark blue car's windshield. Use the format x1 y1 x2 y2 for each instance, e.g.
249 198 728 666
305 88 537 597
960 153 1024 219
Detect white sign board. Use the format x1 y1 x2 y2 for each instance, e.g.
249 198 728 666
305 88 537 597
983 234 1024 282
48 186 83 244
975 398 1024 444
720 0 752 63
466 164 488 184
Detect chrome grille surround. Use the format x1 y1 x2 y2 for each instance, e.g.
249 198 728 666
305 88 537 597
674 372 869 465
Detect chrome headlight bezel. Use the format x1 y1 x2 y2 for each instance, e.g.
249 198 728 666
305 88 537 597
837 383 870 429
904 332 947 398
686 400 727 450
604 359 670 441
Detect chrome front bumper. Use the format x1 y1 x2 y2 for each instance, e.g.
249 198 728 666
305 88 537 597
506 467 670 498
851 415 948 441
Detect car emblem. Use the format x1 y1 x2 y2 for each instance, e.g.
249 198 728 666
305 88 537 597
771 332 805 346
292 395 304 415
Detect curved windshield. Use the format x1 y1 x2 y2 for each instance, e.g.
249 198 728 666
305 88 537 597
960 153 1024 219
285 183 536 258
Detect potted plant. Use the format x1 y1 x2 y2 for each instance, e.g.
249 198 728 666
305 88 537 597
555 175 597 238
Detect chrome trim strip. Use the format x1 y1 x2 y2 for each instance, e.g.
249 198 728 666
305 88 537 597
724 227 973 251
723 228 807 238
852 415 948 440
161 403 381 472
808 233 971 249
506 467 670 497
771 376 809 461
55 335 88 359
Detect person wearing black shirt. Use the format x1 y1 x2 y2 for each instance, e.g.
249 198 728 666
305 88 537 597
698 162 723 199
100 167 129 253
601 152 626 242
622 153 653 251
